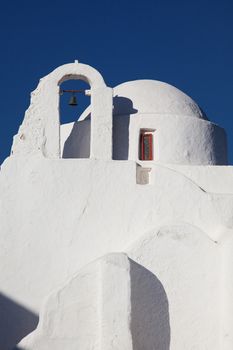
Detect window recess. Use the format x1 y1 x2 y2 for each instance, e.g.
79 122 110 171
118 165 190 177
140 130 154 160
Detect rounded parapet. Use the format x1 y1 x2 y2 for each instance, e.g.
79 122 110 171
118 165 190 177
49 61 106 88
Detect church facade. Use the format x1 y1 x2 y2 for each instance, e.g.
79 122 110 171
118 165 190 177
0 62 233 349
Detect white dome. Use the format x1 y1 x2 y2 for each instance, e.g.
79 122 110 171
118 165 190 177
78 79 207 121
113 80 207 119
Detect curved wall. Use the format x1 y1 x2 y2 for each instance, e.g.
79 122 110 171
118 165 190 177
61 114 227 165
128 114 228 165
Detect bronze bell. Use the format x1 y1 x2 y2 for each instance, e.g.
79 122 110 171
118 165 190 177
69 93 77 106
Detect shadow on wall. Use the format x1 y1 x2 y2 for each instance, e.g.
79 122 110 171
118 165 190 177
62 96 137 160
112 115 130 160
62 119 91 158
130 259 170 350
113 96 138 116
113 96 138 160
0 293 39 350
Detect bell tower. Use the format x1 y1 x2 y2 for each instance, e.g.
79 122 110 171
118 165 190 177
12 61 113 160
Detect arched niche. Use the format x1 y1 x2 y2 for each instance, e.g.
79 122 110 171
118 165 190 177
12 62 113 160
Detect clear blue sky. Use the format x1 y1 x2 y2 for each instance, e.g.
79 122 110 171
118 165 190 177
0 0 232 164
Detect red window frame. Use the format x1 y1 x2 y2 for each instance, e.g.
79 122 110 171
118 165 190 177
140 133 153 160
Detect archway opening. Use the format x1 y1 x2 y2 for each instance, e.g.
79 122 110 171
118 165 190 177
59 79 91 158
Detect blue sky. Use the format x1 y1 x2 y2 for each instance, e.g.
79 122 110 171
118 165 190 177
0 0 232 164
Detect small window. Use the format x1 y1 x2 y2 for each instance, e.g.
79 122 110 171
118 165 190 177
140 131 153 160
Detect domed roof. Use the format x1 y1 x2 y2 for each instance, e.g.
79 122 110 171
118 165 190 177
113 80 207 119
78 79 207 121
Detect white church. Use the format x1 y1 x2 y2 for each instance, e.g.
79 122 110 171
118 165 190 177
0 61 233 350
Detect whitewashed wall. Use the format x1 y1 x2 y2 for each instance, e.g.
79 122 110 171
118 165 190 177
0 63 232 350
60 113 227 165
1 156 233 349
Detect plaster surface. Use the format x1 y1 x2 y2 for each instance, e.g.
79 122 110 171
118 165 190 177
0 62 232 349
18 253 133 350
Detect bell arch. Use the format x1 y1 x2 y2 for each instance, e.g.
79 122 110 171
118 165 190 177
12 62 113 160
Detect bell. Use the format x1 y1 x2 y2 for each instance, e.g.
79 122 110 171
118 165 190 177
69 94 77 106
